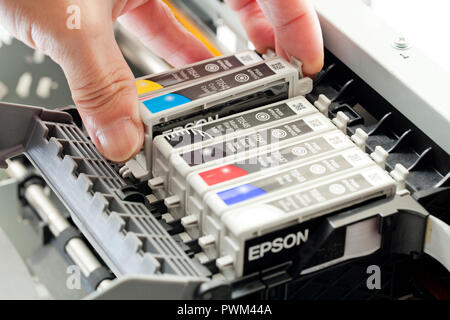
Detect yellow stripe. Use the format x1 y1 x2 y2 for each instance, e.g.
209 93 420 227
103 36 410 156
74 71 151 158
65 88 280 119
163 0 222 56
136 80 164 95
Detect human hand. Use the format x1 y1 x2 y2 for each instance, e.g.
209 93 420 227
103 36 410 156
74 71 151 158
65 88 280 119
0 0 323 162
225 0 323 76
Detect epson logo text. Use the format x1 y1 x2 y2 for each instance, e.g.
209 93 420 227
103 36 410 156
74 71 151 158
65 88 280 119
248 229 309 261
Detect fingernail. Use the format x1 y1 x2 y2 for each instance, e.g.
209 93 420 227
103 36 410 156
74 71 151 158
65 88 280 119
95 118 142 162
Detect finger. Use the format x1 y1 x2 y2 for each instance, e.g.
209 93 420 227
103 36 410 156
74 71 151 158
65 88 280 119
225 0 275 53
57 20 144 162
257 0 324 75
118 0 213 67
0 0 145 162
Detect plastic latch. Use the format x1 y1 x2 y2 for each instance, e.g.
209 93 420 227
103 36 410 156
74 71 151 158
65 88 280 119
351 128 369 151
370 146 389 169
216 255 234 270
289 56 304 78
181 215 199 229
161 213 175 224
390 163 410 196
119 166 132 179
195 252 211 264
332 111 350 133
148 177 164 189
296 77 313 96
198 235 216 249
164 195 180 208
178 232 192 243
314 94 332 116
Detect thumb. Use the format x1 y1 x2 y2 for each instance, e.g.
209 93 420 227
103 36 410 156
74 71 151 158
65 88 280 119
0 0 144 162
57 21 144 162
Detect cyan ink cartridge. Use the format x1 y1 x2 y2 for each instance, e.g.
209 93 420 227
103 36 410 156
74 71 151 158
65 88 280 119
139 57 305 127
129 57 311 180
151 96 318 191
212 166 396 278
136 51 262 98
167 113 336 218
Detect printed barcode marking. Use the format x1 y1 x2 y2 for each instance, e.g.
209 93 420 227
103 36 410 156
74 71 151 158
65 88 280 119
308 119 323 128
270 62 286 71
294 103 306 110
239 54 254 62
328 135 345 145
291 103 306 111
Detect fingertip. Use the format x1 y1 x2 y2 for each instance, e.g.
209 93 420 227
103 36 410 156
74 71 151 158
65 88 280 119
93 116 144 163
253 0 324 78
276 27 324 77
302 54 324 78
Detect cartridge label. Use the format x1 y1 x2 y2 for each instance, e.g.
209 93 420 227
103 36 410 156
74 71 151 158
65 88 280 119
217 154 361 206
268 173 373 213
164 98 315 149
142 61 286 113
180 117 319 167
197 134 345 186
137 53 262 96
